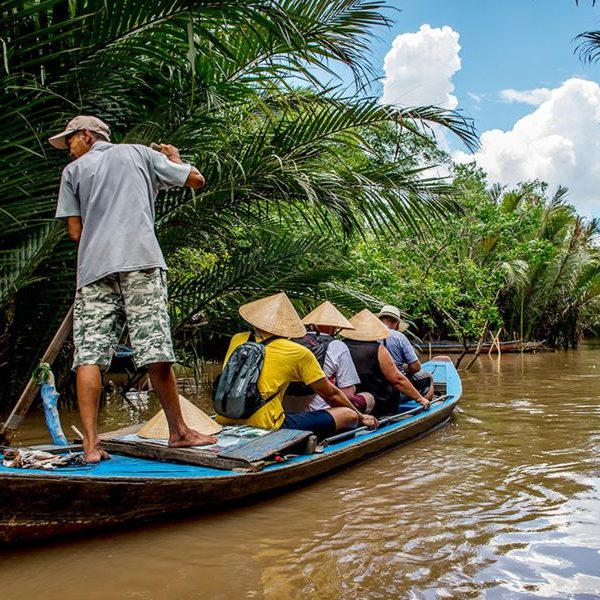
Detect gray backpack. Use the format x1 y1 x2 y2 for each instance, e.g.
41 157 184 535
212 334 278 419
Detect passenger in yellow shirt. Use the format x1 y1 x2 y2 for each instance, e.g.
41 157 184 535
217 293 378 439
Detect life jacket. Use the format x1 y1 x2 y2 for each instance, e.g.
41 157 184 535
212 333 279 419
286 332 335 396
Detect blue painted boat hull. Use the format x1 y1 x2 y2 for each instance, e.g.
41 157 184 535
0 360 461 544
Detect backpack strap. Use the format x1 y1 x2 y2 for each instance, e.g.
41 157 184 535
250 330 279 346
252 332 280 403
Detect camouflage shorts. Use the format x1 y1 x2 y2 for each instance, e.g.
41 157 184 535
73 269 175 369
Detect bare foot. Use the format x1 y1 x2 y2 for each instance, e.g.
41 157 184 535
169 428 218 448
83 438 111 464
97 447 111 461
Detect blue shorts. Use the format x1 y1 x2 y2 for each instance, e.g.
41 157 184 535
282 410 336 439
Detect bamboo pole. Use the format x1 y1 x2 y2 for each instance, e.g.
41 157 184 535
0 305 74 445
488 327 502 356
465 320 490 370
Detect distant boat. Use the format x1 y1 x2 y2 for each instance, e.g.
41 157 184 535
414 339 552 354
0 360 461 545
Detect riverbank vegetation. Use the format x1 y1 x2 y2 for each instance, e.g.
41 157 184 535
348 164 600 351
1 1 599 411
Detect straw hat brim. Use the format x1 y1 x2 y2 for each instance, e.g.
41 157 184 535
378 312 410 333
340 309 391 341
138 395 222 439
377 305 410 333
239 292 306 338
396 320 409 333
301 301 354 329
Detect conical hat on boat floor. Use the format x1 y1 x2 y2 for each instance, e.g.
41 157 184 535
137 395 222 439
301 301 354 329
339 309 391 342
239 292 306 338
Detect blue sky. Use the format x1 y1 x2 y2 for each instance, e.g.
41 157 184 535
355 0 600 216
377 0 600 132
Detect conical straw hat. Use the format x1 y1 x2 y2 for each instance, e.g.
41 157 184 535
138 395 222 439
301 301 354 329
339 309 391 341
239 292 306 338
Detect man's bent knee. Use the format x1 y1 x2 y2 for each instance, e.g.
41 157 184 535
328 407 359 431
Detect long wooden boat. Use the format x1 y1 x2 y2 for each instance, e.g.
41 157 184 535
0 360 461 545
415 339 523 354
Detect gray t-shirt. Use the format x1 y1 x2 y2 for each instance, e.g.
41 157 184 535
55 142 192 289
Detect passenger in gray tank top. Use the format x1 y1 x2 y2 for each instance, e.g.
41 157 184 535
49 115 218 463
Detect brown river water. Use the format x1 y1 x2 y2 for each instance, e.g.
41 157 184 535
1 345 600 599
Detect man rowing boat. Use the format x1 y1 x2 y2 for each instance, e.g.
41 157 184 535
49 115 217 462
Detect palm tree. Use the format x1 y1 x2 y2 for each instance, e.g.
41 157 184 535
576 0 600 63
497 186 600 348
0 0 477 408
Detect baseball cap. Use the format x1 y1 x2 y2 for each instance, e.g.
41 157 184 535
377 304 410 332
48 115 111 149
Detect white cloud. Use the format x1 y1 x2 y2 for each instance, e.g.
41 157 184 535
468 91 483 103
499 87 552 106
454 78 600 217
467 91 484 111
382 24 461 109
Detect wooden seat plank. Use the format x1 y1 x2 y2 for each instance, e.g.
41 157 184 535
218 429 311 462
100 439 263 472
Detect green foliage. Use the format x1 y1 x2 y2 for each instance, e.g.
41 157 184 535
347 164 600 348
1 0 476 408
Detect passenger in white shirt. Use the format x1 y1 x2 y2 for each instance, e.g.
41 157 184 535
283 301 375 414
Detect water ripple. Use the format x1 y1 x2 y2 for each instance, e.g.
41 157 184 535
2 349 600 599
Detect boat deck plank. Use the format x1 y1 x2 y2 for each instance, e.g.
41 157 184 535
100 439 263 472
218 429 311 461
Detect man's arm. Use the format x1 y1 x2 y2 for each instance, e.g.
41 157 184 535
310 378 378 429
338 384 356 400
66 216 82 243
155 144 205 189
185 168 206 189
56 171 82 235
388 334 421 375
378 346 429 408
405 359 421 376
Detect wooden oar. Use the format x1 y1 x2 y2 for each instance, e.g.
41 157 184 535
323 395 450 446
0 305 74 446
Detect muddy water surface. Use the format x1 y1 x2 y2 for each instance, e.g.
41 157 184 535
1 346 600 599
